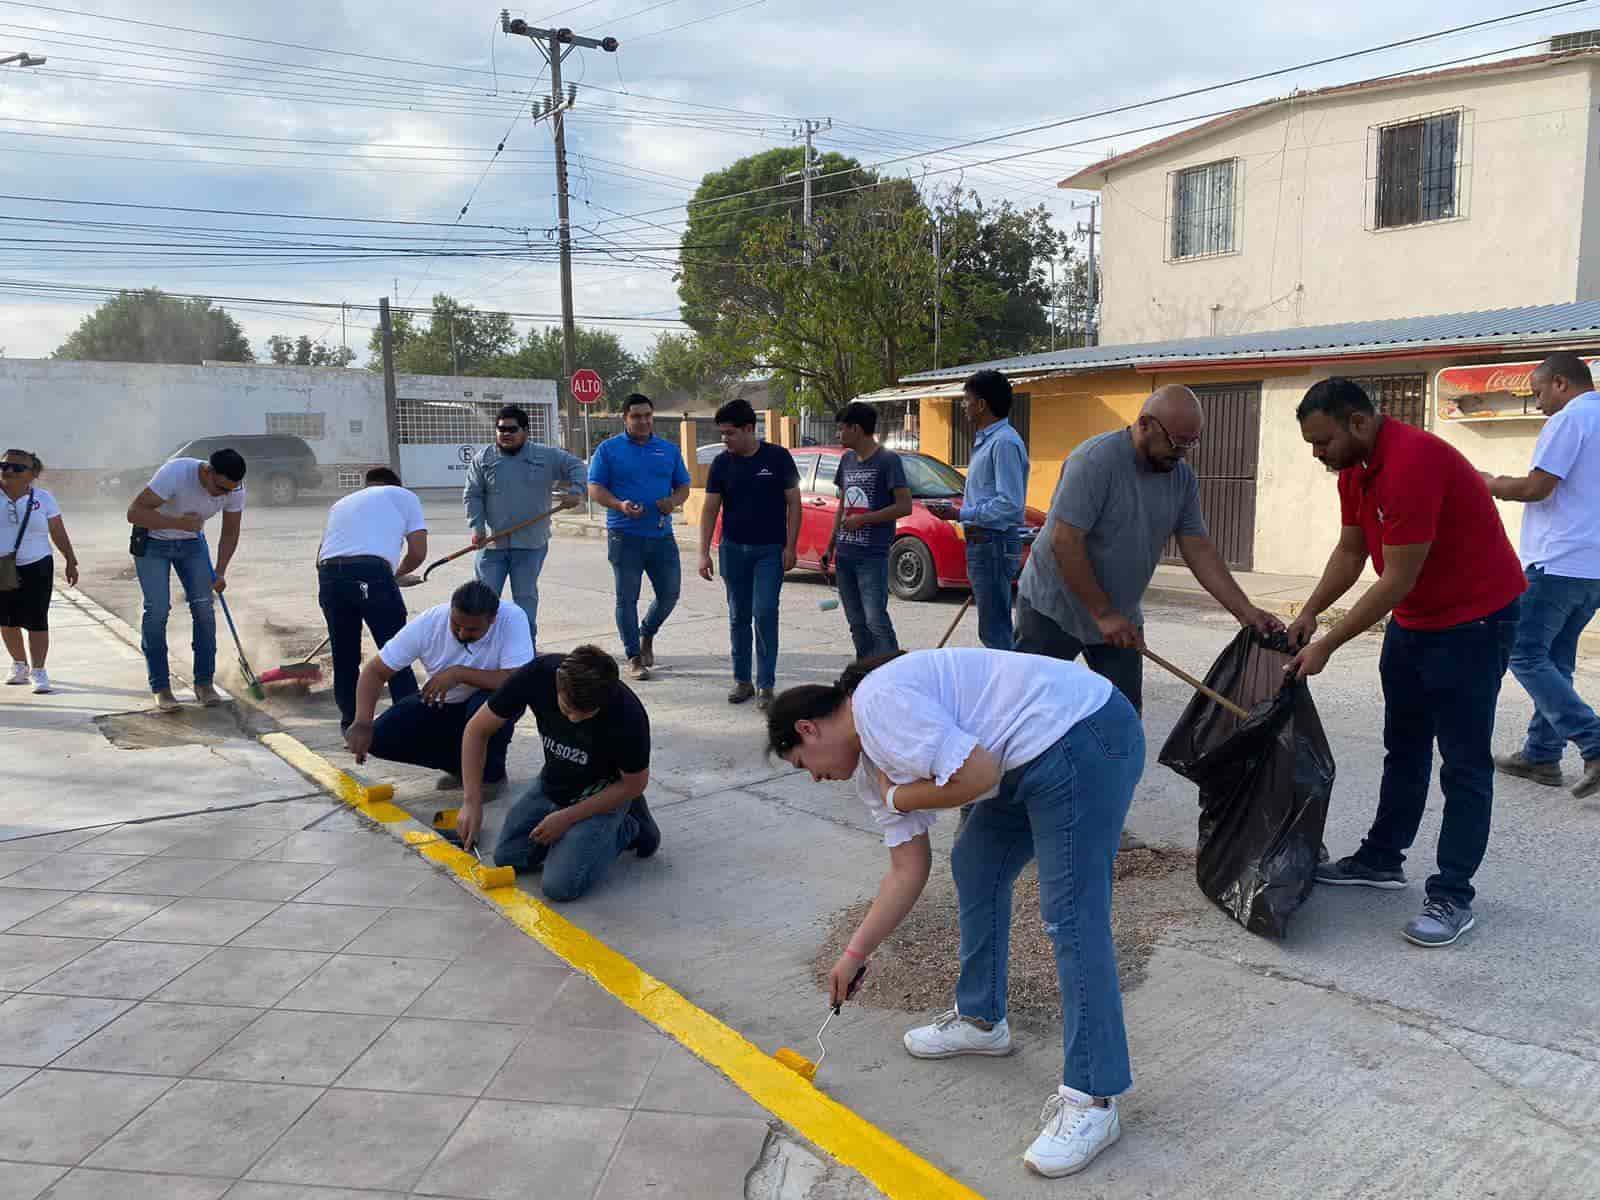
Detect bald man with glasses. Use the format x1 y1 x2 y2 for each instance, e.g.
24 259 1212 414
1015 385 1281 714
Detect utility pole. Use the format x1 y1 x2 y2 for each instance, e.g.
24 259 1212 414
502 12 618 452
932 214 942 370
379 297 401 473
785 117 831 264
1073 198 1099 346
1049 257 1057 351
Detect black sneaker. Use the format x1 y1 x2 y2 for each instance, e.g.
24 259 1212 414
1402 897 1476 947
628 795 660 858
1315 855 1406 889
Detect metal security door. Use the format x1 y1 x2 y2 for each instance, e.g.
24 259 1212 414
1162 382 1260 570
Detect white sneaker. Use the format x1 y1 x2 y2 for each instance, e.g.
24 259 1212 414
5 661 27 685
1024 1086 1121 1178
902 1009 1013 1059
29 669 51 694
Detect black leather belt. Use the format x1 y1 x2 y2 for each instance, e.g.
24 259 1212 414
317 555 389 569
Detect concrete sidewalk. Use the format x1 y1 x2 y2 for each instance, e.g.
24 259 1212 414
0 596 860 1199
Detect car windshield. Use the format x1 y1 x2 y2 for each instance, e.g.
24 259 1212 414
900 453 965 498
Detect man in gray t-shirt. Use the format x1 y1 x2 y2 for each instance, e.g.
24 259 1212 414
1016 385 1280 712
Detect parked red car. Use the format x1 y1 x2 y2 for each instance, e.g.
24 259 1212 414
713 445 1046 601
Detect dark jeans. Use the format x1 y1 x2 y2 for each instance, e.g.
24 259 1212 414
1357 601 1519 906
1510 567 1600 764
493 777 641 901
607 532 681 660
720 541 784 689
133 537 217 693
965 531 1022 651
317 559 417 729
369 691 516 782
1013 593 1143 713
835 554 898 661
953 693 1144 1094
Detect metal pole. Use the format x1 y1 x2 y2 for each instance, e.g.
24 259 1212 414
1074 198 1100 347
932 215 941 370
379 297 401 473
547 32 580 453
1049 257 1057 351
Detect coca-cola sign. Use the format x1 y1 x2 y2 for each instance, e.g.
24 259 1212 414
1436 356 1600 421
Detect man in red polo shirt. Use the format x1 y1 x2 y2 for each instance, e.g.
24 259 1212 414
1286 378 1525 948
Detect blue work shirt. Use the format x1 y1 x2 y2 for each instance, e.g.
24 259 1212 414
588 433 691 539
958 417 1030 531
463 441 587 551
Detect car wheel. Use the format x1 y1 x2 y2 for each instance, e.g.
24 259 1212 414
889 537 939 602
267 473 298 506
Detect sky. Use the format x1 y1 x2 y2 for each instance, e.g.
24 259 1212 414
0 0 1593 365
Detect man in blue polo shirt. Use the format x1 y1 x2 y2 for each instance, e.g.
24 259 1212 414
588 393 692 681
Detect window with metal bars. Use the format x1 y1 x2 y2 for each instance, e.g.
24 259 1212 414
1375 111 1460 229
1168 159 1238 260
394 399 551 446
265 411 325 439
1351 374 1427 428
950 393 1029 468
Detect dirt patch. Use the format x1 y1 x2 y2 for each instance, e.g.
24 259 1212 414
95 703 280 750
813 845 1202 1026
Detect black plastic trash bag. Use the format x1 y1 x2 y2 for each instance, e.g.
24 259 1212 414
1158 629 1335 938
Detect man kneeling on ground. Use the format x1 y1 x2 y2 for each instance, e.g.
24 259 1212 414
345 580 533 790
455 644 660 902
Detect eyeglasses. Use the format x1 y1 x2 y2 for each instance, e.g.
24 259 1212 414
1148 415 1201 453
495 425 523 435
0 462 29 473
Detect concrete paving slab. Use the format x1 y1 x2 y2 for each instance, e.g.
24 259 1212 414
637 1042 769 1121
222 1186 404 1200
339 905 501 960
275 952 449 1016
484 1025 667 1108
0 1065 34 1096
336 1016 525 1096
33 1169 232 1200
594 1111 774 1200
87 1078 321 1176
0 992 133 1065
8 893 176 939
286 864 433 906
29 939 212 1000
190 861 333 903
0 934 101 990
54 1001 259 1074
0 889 75 931
0 1162 65 1200
0 853 146 892
225 903 382 954
88 857 240 897
246 1087 474 1192
402 956 569 1024
413 1098 630 1200
119 897 281 946
0 1068 175 1164
154 947 331 1008
194 1009 390 1086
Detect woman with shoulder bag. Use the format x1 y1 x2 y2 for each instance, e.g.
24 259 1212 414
2 449 80 694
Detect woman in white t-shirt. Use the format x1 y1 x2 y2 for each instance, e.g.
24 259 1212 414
1 449 80 694
766 648 1144 1180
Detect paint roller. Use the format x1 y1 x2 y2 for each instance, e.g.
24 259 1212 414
432 809 516 888
774 962 866 1083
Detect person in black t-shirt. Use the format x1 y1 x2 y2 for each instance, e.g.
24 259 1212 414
697 398 800 710
457 645 659 902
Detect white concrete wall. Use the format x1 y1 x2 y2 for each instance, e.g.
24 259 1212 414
1096 60 1596 343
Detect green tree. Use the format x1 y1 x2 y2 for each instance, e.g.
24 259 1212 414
267 333 355 367
488 326 644 404
638 332 735 408
54 289 253 364
937 194 1068 361
367 294 517 376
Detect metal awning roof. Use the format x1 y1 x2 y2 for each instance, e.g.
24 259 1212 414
854 375 1051 402
898 301 1600 384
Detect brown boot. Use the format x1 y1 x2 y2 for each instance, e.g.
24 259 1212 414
727 681 755 705
1495 752 1564 787
640 635 655 669
155 689 182 714
627 656 651 682
1575 758 1600 799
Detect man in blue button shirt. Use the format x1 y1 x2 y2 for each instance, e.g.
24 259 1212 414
464 405 586 652
933 369 1030 650
588 394 692 681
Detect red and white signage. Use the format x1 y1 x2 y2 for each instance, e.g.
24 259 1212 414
571 368 604 406
1436 356 1600 422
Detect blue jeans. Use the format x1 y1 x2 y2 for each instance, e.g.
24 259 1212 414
369 691 515 782
607 532 681 660
317 559 417 730
1511 567 1600 764
134 538 217 693
720 542 784 688
493 777 641 901
1358 601 1519 906
476 546 549 652
965 531 1022 651
953 691 1144 1095
835 554 898 661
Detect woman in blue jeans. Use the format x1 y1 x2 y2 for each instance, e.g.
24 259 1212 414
766 648 1143 1180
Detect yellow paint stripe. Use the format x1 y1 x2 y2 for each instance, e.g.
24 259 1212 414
262 734 981 1199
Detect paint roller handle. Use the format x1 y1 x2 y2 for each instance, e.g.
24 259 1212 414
1139 647 1251 720
832 963 869 1015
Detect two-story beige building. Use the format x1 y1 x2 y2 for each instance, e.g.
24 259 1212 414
1064 45 1600 344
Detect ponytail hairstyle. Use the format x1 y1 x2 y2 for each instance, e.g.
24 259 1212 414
765 651 907 758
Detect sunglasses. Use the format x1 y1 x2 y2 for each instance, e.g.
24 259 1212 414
0 462 30 473
496 425 524 434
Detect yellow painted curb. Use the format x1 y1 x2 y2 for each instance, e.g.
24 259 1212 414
262 735 982 1199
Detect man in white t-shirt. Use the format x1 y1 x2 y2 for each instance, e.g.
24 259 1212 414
126 449 247 713
317 467 430 732
345 579 533 790
1482 351 1600 799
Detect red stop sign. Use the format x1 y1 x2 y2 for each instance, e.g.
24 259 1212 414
571 369 604 405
